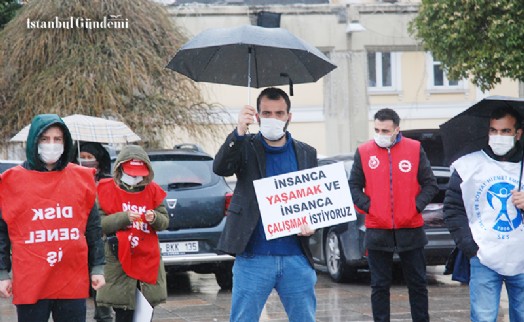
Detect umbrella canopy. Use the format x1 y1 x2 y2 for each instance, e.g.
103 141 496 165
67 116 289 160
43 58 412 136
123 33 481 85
439 96 524 166
166 25 337 94
10 114 141 144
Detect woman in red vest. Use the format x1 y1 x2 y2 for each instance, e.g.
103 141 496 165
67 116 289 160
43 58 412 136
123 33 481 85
75 141 114 322
95 145 168 322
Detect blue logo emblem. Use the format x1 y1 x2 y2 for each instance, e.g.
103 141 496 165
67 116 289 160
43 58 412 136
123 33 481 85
487 182 522 232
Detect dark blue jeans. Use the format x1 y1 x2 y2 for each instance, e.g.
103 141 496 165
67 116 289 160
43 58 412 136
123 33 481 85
16 299 86 322
368 248 429 322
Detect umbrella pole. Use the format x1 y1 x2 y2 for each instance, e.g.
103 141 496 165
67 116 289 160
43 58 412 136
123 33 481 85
77 140 82 165
247 47 252 105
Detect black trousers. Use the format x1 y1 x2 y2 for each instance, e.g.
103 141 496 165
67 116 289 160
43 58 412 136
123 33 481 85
16 299 86 322
114 308 135 322
114 307 154 322
367 248 429 322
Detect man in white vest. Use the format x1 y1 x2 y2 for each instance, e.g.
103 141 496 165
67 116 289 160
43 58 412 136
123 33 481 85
444 106 524 322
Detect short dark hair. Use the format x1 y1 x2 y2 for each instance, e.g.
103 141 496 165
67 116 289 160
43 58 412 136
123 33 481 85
256 87 291 113
490 106 523 130
374 108 400 126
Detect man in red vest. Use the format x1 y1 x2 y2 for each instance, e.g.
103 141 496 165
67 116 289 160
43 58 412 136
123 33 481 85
0 114 106 322
349 108 438 322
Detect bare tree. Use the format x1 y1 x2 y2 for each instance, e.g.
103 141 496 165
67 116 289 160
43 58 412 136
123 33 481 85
0 0 224 149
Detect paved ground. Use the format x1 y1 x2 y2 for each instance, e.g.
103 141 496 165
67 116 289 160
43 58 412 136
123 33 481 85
0 266 510 321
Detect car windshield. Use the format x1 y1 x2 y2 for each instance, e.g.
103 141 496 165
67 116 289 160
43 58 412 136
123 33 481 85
150 159 217 187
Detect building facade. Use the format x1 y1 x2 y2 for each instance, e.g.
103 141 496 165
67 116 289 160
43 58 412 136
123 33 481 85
162 0 521 156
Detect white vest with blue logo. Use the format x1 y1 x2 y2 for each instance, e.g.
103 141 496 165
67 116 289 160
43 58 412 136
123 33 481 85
454 150 524 276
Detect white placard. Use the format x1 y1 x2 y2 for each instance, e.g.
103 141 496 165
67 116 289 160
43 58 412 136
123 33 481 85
253 162 356 240
133 288 153 322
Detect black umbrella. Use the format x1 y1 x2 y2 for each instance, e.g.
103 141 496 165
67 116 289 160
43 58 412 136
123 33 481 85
439 96 524 166
166 25 336 100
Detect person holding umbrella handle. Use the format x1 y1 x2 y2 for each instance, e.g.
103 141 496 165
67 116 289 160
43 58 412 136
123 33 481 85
214 87 317 322
236 104 256 136
444 105 524 322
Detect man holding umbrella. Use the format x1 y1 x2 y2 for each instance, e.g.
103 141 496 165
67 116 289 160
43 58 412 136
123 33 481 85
444 105 524 321
213 87 317 322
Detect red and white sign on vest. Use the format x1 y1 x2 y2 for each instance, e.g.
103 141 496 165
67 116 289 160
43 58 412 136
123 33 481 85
97 179 166 284
1 164 96 304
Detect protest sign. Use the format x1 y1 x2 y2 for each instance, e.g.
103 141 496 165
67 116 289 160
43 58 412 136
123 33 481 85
253 162 356 240
133 288 153 321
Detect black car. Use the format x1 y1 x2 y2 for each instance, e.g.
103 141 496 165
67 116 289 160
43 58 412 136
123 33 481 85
148 144 235 289
308 129 455 282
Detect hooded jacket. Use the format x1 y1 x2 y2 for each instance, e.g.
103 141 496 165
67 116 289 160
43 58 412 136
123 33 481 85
96 145 169 310
0 114 105 282
24 114 74 172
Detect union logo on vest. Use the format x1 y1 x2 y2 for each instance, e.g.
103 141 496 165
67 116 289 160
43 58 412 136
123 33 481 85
486 182 523 233
368 156 379 169
398 160 412 173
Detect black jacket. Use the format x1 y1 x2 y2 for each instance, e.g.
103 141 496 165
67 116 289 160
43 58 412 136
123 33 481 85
444 144 523 259
213 130 317 266
349 136 438 252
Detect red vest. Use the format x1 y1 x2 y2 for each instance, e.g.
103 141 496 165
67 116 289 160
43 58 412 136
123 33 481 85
97 179 166 284
358 138 422 229
1 164 96 304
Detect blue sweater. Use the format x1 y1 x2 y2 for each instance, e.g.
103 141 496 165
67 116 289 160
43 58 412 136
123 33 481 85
243 132 303 256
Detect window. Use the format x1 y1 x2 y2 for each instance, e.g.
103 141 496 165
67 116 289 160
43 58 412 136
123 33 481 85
427 53 466 90
367 52 400 92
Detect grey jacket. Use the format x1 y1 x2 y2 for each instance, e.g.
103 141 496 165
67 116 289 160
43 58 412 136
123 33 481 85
213 130 318 266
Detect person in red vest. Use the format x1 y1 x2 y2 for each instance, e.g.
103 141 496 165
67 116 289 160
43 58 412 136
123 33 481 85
74 141 114 322
0 114 106 322
95 145 168 322
349 108 438 322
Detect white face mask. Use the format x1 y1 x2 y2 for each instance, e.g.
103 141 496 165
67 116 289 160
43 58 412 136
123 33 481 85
489 135 515 156
38 143 64 164
259 117 287 141
374 133 396 148
121 172 143 186
78 158 99 169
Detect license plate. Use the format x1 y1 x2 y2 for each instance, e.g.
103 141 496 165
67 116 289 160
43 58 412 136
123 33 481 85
160 241 199 255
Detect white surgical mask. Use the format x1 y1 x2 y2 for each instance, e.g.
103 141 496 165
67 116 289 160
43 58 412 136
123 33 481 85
121 172 143 186
374 133 396 148
78 158 99 169
38 143 64 164
489 135 515 156
259 118 287 141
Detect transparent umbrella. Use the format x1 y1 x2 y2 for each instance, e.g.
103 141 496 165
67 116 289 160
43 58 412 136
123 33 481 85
10 114 141 144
